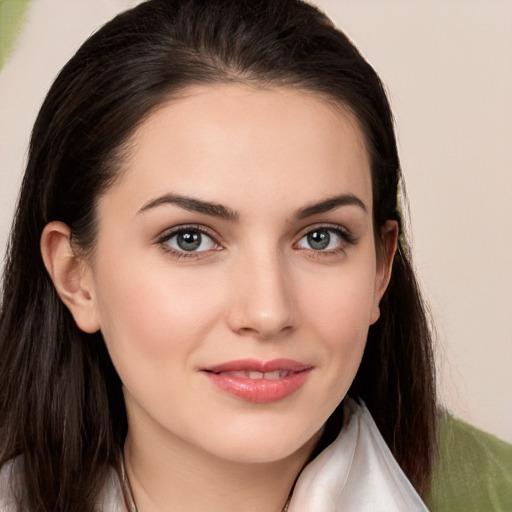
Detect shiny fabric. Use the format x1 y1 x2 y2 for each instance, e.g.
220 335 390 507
0 399 427 511
95 398 427 511
288 398 428 511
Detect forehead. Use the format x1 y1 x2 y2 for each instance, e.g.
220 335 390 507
103 84 373 215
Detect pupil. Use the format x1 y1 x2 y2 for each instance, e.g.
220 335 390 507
308 230 330 250
177 231 201 251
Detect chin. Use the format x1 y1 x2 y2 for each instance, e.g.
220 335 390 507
198 422 323 465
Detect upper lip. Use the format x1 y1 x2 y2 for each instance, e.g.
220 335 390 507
202 358 312 373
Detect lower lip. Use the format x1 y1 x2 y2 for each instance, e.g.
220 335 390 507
202 369 312 403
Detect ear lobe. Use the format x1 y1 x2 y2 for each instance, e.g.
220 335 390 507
40 221 100 333
370 220 399 325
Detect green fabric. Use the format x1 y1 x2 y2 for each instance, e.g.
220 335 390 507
0 0 32 71
426 413 512 511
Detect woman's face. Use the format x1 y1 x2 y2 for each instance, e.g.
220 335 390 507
82 84 395 463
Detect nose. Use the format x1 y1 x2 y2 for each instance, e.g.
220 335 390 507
226 249 296 340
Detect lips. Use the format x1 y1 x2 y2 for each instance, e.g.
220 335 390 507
217 370 294 379
201 359 312 403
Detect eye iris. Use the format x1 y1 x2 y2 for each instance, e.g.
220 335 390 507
177 231 201 251
307 230 330 250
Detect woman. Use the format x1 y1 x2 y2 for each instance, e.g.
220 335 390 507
0 0 437 510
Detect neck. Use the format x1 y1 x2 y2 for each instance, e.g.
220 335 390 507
123 427 320 512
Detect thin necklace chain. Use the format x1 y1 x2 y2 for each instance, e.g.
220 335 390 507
121 457 291 512
120 458 137 512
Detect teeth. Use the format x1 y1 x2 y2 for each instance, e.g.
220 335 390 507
221 370 292 379
223 371 251 378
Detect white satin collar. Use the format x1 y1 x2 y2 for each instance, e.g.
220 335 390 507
288 398 428 511
97 398 428 511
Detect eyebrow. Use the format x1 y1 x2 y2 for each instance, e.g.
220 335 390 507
294 194 367 219
137 192 366 221
138 194 240 221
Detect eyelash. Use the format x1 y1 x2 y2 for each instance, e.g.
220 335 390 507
156 223 356 260
294 224 357 257
156 225 221 259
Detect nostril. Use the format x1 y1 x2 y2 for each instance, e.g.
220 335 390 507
225 265 296 338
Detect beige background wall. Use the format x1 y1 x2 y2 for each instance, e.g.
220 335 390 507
1 0 511 443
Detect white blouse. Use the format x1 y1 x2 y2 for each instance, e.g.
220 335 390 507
1 399 428 511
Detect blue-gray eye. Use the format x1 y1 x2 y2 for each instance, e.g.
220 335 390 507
166 229 215 252
297 228 343 251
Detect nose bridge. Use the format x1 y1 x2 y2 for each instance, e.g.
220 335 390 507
227 243 296 339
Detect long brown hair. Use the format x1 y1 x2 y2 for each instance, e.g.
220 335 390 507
0 1 436 509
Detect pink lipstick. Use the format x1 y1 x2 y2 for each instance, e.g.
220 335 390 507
201 359 312 403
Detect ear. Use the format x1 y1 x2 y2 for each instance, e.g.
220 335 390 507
370 220 399 325
40 221 100 333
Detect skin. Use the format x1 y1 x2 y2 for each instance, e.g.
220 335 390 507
41 84 397 512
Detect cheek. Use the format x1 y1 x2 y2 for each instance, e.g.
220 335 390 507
300 262 377 340
297 260 377 393
92 257 224 369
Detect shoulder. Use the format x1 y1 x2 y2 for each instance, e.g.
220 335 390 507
96 467 130 512
0 459 20 512
0 459 128 512
426 412 512 512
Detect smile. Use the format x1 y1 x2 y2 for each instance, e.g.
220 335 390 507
216 370 294 379
201 359 313 403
